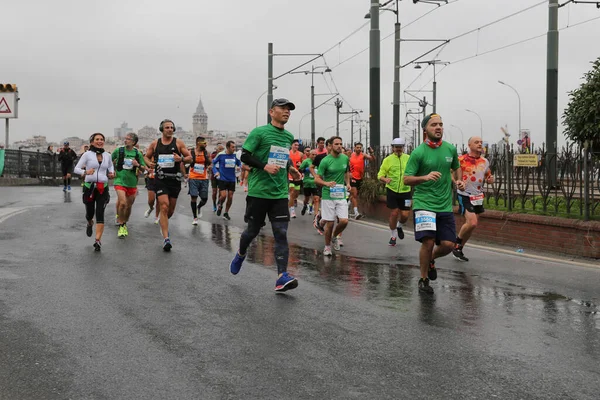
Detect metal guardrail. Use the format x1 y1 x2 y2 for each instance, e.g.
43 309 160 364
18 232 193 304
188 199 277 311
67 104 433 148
0 148 78 180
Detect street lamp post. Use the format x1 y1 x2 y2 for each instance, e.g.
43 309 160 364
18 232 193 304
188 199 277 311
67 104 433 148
465 109 483 141
414 60 449 114
498 80 522 147
255 85 277 127
368 0 380 149
290 65 331 142
450 124 465 150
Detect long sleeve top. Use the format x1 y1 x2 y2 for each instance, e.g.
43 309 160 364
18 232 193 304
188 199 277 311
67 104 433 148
212 152 241 182
74 151 114 183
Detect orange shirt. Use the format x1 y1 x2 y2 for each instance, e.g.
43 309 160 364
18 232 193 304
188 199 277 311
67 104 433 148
349 152 365 180
315 147 328 155
189 150 209 180
289 150 303 180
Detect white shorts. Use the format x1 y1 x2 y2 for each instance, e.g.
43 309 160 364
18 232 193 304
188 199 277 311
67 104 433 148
321 199 349 221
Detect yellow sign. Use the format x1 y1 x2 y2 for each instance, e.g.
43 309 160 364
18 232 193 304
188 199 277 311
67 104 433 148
514 154 538 167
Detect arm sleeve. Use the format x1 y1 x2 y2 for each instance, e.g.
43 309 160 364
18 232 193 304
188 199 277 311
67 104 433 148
73 153 87 175
240 149 266 170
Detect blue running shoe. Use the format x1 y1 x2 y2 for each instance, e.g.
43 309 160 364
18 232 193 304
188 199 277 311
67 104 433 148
230 251 246 275
275 272 298 292
163 238 172 252
212 205 217 213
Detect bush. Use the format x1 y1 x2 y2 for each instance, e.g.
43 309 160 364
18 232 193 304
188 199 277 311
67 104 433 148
358 178 384 205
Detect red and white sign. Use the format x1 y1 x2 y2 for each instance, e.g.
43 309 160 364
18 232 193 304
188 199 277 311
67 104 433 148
0 92 18 118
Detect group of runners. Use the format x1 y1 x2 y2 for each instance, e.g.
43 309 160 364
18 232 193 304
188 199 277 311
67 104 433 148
72 97 493 294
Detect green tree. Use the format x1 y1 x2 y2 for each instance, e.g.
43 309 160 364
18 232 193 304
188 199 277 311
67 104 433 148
562 57 600 149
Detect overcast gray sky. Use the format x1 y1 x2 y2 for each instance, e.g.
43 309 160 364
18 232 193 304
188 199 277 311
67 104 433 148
2 0 599 148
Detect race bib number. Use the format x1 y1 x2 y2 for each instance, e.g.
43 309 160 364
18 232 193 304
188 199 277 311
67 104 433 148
330 184 345 199
123 158 134 170
193 164 205 174
404 199 412 208
157 154 175 168
470 193 484 206
414 210 436 232
267 146 289 168
225 158 236 168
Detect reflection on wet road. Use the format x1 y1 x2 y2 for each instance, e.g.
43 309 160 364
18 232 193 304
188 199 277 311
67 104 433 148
208 221 599 338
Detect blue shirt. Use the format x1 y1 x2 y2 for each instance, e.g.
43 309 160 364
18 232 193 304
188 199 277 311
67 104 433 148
212 153 241 183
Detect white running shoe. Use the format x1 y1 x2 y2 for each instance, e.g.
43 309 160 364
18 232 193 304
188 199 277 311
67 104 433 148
198 209 203 218
290 208 297 219
323 246 332 256
144 207 153 218
192 218 198 225
332 237 341 251
154 217 159 225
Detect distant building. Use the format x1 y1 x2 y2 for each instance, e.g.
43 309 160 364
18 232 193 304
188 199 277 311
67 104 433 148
114 122 132 139
192 96 208 136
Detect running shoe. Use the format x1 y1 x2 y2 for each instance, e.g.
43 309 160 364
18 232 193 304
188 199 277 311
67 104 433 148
67 185 71 192
93 240 101 252
63 186 67 192
154 217 160 225
118 225 126 238
428 259 437 281
308 204 314 215
122 224 128 237
314 220 325 235
452 247 469 262
144 207 154 218
355 213 363 220
337 236 344 247
301 204 307 216
389 237 397 247
418 278 434 294
230 251 246 275
212 205 217 213
290 208 296 219
332 237 341 251
216 204 222 216
223 212 231 221
86 223 93 237
396 224 405 240
198 208 203 219
275 272 298 292
192 218 199 225
163 238 172 252
323 246 332 256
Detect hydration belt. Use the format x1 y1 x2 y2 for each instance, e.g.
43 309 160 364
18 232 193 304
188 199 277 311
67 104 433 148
156 170 184 181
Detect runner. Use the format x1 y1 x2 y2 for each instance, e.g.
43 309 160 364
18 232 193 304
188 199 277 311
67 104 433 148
314 136 351 256
299 149 317 216
309 138 333 233
378 137 412 246
143 157 160 224
110 133 146 238
349 142 375 219
229 98 300 292
315 136 327 155
187 136 212 225
403 113 465 294
212 140 241 220
288 139 304 218
453 136 494 261
210 143 225 212
73 133 115 251
58 141 77 192
143 119 191 251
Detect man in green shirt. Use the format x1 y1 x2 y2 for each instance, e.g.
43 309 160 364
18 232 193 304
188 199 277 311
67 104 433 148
404 113 465 294
111 132 146 238
314 136 351 256
377 137 412 246
299 149 317 216
229 98 301 292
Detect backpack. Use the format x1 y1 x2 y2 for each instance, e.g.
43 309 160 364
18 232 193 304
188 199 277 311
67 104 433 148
116 146 141 172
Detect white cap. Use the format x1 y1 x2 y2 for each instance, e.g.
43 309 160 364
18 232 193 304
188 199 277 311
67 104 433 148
391 138 406 146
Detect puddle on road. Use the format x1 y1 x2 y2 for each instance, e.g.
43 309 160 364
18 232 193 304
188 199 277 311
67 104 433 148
206 222 599 332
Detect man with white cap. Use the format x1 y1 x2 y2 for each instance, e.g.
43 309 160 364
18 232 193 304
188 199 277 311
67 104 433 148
377 137 412 246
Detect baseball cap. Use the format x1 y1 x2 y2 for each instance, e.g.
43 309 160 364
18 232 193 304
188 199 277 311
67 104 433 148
63 141 69 145
421 113 441 129
391 138 406 146
270 98 296 110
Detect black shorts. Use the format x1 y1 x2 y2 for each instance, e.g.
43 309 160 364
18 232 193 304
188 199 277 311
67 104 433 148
303 187 318 197
218 180 236 192
413 210 456 245
145 177 157 192
211 177 218 188
244 196 290 225
386 188 413 210
155 178 181 199
61 164 73 176
458 194 485 215
350 179 362 189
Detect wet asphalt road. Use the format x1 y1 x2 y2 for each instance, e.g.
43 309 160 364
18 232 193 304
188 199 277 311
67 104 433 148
0 186 599 400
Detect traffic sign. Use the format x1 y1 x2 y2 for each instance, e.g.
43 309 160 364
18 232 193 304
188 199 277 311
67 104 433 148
0 92 18 118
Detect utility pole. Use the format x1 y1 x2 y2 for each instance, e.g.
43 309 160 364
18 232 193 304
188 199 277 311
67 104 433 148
311 73 315 143
393 3 401 139
546 0 559 188
369 0 381 148
335 98 343 135
267 42 274 124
